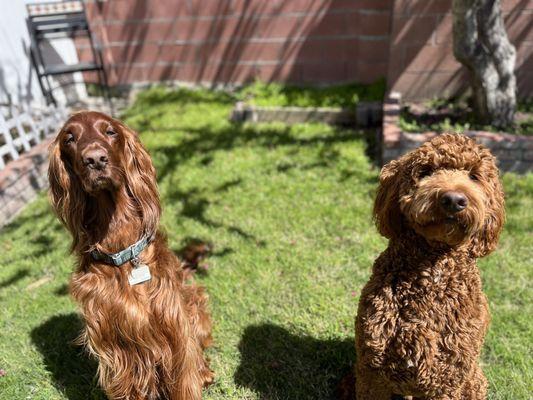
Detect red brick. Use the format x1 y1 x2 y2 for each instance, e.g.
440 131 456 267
405 44 460 72
104 21 176 43
506 14 533 41
76 47 94 62
359 12 391 37
344 12 362 36
331 38 359 61
357 61 388 82
258 14 321 39
356 0 393 11
517 70 533 98
295 39 327 62
387 46 407 73
236 43 285 62
111 65 147 84
255 62 302 82
173 17 276 41
108 44 195 64
501 0 533 12
295 38 359 62
390 70 468 100
311 14 349 36
300 62 348 83
393 0 411 14
392 16 436 45
358 39 390 63
160 45 197 63
408 0 451 15
516 43 533 65
244 0 324 15
435 14 453 44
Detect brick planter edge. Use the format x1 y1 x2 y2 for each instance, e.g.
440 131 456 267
382 93 533 173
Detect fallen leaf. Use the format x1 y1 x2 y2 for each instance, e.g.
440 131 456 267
27 276 52 291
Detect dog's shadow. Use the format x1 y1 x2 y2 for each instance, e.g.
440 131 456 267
31 313 106 400
234 323 355 399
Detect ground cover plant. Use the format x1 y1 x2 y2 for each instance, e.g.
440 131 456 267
237 79 386 108
400 98 533 136
0 86 531 399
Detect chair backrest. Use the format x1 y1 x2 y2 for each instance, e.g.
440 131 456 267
27 1 88 39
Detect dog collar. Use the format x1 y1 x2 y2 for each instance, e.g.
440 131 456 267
90 234 153 266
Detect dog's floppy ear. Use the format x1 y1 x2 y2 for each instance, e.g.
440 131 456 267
470 157 505 257
48 137 87 251
373 159 403 239
117 120 161 237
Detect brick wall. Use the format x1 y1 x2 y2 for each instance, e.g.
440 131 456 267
387 0 533 99
81 0 532 99
81 0 393 86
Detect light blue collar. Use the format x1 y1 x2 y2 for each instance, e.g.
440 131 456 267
90 234 153 266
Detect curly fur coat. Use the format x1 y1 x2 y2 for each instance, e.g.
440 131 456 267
354 134 505 400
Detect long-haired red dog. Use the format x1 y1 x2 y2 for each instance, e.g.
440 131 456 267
48 111 214 399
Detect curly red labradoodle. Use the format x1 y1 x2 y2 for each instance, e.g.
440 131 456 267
48 111 214 400
354 133 504 400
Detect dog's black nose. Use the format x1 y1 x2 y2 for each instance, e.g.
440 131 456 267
83 148 109 170
440 191 468 213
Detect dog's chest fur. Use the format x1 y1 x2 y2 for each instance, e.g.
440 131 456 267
356 244 489 394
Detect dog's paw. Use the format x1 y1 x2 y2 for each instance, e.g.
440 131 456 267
201 367 215 388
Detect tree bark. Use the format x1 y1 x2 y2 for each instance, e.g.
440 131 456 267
452 0 517 128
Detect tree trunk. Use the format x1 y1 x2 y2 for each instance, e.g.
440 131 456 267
452 0 517 128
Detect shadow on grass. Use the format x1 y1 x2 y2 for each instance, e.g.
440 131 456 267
151 125 369 181
166 185 267 247
54 283 69 296
234 324 355 400
0 269 30 289
31 314 106 400
0 206 65 262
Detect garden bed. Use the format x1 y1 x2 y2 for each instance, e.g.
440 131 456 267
230 101 382 127
231 80 385 128
382 93 533 173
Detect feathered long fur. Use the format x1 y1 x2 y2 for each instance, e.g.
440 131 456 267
49 111 213 400
354 134 504 399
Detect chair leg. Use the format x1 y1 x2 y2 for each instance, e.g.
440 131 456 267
30 49 52 105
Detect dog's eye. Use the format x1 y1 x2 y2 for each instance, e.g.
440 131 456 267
418 168 432 179
64 132 74 145
469 173 479 181
106 129 117 136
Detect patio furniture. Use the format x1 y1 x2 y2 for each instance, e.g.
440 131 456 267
26 0 111 107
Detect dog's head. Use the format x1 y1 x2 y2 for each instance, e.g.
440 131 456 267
374 133 505 256
48 111 160 248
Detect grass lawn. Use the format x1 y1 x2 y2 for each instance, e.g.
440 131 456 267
0 87 531 399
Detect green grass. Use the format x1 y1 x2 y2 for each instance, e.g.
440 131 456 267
0 87 532 399
237 79 386 108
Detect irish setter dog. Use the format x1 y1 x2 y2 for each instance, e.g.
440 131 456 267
48 111 214 399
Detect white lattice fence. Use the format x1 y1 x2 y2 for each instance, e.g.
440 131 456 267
0 104 67 170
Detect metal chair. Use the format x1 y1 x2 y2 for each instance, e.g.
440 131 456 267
26 0 111 108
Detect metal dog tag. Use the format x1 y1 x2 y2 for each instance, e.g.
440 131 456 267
128 264 151 286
